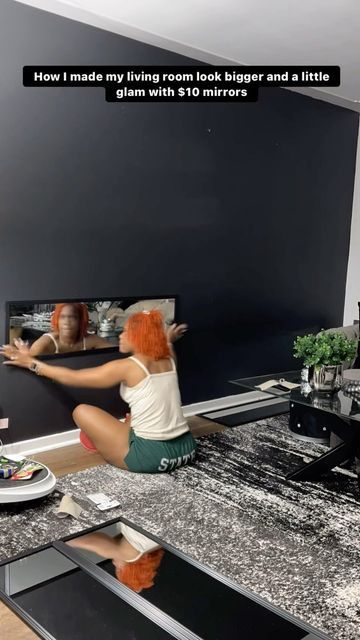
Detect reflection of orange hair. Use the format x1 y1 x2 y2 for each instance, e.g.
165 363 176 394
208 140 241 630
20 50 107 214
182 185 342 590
51 303 89 338
126 310 170 360
116 548 165 593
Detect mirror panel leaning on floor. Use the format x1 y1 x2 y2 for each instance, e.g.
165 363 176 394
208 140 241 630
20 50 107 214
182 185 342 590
0 517 331 640
0 545 173 640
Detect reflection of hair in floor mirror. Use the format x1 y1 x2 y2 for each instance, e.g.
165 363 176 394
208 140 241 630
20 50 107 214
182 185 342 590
116 548 165 593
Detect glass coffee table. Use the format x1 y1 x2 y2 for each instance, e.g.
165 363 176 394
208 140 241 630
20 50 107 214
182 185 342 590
230 370 360 483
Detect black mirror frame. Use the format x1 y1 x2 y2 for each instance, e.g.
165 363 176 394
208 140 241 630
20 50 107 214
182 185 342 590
5 294 179 361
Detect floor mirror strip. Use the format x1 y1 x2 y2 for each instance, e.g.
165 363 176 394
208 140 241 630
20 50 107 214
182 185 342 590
0 516 332 640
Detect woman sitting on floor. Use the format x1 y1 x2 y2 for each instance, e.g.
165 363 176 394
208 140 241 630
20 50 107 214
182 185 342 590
0 310 196 474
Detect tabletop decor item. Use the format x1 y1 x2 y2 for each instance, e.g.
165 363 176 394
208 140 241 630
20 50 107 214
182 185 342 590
341 368 360 399
293 331 357 393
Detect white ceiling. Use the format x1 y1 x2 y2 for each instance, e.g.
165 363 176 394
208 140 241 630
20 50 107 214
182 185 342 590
16 0 360 112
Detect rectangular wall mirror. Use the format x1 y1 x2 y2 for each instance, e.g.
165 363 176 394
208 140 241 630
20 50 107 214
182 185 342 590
6 296 177 359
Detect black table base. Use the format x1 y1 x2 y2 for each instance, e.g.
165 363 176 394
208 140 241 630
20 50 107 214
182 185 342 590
286 407 360 486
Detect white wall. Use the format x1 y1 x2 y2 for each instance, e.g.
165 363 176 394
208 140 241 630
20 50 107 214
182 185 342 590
343 124 360 325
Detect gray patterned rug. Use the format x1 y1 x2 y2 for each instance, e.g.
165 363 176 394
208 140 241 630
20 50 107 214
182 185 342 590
1 415 360 640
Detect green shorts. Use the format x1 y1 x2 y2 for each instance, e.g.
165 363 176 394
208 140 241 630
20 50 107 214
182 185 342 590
124 428 197 474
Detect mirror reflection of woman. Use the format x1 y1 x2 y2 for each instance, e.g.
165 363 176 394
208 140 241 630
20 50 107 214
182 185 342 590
29 303 114 355
67 523 165 593
1 310 195 474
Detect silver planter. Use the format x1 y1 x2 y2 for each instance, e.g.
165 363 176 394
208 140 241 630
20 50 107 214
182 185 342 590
311 365 343 393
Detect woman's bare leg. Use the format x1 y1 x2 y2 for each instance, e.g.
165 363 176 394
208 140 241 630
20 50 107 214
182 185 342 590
72 404 131 469
67 533 121 557
67 532 141 563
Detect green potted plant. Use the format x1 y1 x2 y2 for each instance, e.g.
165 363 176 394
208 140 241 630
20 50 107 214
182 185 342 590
293 331 357 393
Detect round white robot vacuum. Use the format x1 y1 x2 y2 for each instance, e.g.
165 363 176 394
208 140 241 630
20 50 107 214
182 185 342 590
0 457 56 504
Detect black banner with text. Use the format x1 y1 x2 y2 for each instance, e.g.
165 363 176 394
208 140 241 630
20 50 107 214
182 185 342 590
23 65 340 103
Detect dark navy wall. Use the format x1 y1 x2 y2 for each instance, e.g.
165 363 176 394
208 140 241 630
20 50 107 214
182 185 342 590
0 0 358 443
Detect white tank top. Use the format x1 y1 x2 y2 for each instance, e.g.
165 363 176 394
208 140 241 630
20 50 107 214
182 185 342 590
116 522 160 562
120 356 189 440
43 333 86 353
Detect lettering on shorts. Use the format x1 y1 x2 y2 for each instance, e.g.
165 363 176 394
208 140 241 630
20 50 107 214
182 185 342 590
157 449 196 472
158 457 169 471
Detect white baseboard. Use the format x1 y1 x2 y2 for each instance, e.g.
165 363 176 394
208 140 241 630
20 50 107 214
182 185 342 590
2 391 266 457
3 429 81 457
203 396 287 419
182 390 269 416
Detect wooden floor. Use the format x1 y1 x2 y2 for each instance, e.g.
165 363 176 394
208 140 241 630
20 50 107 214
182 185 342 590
0 416 223 638
33 415 225 477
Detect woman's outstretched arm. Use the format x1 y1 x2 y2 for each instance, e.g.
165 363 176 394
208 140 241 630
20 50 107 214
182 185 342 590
0 339 128 389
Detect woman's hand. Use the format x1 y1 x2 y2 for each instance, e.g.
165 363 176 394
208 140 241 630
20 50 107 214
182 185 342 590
166 323 188 343
0 338 33 369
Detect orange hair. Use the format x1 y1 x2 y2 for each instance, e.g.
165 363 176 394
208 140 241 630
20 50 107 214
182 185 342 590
51 303 89 339
116 548 165 593
126 309 170 359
